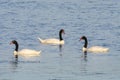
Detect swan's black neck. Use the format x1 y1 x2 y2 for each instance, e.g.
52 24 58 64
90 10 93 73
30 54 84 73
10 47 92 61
14 41 19 58
83 37 88 48
14 42 19 51
11 40 19 59
59 30 64 41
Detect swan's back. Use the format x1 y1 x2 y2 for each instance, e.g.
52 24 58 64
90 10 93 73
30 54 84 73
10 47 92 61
17 49 41 57
38 38 64 45
88 46 109 53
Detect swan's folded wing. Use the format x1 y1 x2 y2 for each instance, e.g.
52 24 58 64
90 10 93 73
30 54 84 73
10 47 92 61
38 38 64 45
18 49 41 57
88 46 109 53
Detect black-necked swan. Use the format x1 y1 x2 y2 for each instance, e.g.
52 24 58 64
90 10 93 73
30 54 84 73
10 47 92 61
10 40 41 58
80 36 109 53
38 29 65 45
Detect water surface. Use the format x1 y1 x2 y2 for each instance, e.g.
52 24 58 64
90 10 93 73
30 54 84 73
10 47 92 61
0 0 120 80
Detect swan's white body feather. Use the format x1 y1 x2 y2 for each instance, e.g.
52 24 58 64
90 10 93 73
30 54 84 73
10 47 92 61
14 49 41 57
83 46 109 53
38 38 64 45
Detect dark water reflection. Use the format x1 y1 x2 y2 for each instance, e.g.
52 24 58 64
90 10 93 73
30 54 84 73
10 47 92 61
83 51 87 61
59 45 63 56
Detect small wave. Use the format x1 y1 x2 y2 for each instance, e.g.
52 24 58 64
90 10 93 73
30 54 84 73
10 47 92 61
0 60 40 63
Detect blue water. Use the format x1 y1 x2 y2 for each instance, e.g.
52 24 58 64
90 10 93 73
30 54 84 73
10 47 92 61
0 0 120 80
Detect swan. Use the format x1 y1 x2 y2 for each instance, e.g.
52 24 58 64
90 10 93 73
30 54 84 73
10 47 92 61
38 29 65 45
10 40 41 58
80 36 109 53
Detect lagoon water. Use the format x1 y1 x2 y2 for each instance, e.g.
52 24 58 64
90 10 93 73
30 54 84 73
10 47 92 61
0 0 120 80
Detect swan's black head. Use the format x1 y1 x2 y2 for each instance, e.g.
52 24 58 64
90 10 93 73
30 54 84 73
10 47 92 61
10 40 19 52
10 40 18 45
60 29 65 34
80 36 87 40
80 36 88 48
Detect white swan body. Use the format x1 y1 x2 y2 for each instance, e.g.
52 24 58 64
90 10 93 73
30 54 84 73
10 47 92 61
80 36 109 53
14 49 41 57
38 29 65 45
10 40 41 58
38 38 64 45
83 46 109 53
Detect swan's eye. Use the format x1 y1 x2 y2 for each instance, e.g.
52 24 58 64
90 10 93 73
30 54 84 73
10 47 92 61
12 40 17 44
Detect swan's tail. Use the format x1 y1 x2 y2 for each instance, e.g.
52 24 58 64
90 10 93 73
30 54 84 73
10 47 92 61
105 48 109 52
39 50 42 54
38 37 43 43
33 50 41 56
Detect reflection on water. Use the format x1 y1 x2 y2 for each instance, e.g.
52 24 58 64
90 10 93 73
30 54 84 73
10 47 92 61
80 51 88 72
59 45 63 56
10 59 18 72
81 51 88 61
83 51 87 61
80 58 88 75
59 45 62 52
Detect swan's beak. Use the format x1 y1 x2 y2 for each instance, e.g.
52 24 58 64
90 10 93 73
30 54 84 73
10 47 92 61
10 42 13 45
79 38 82 41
